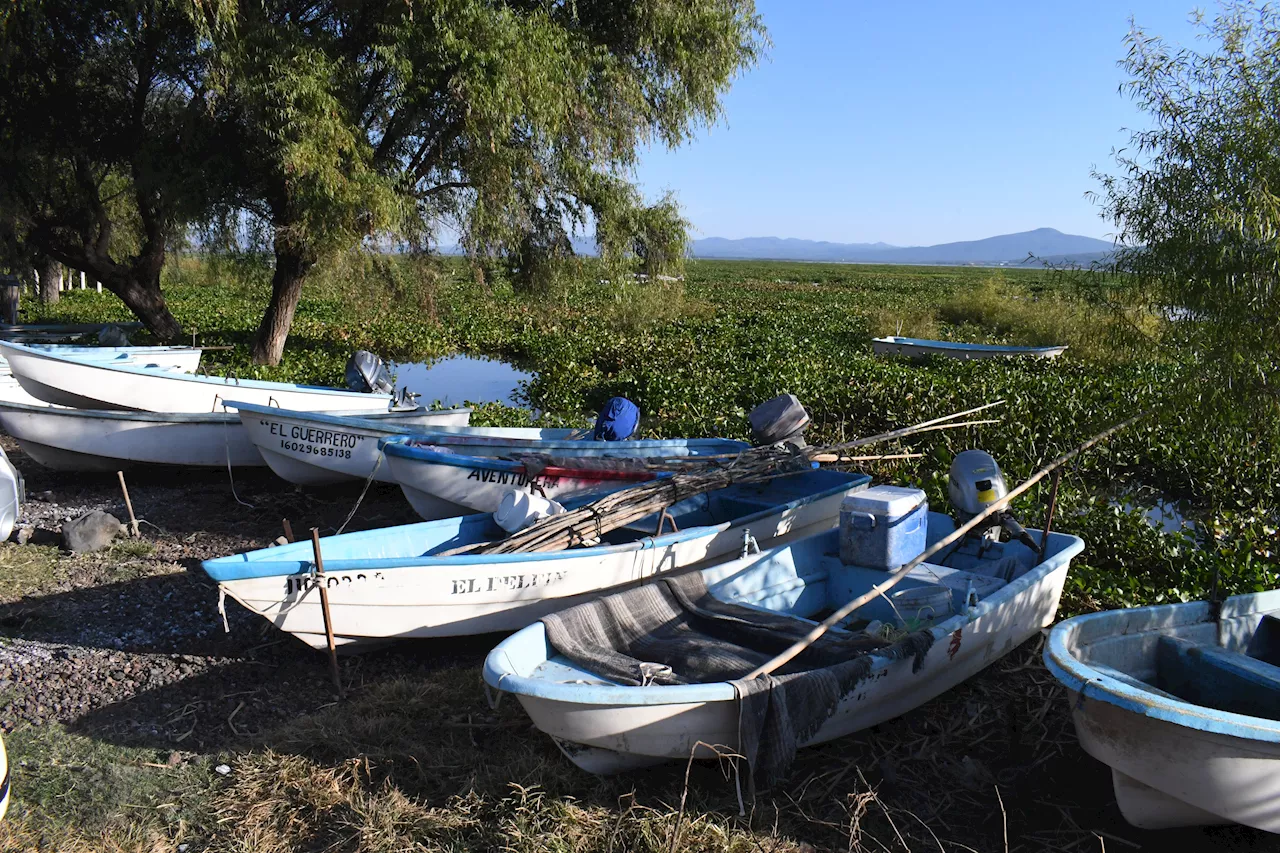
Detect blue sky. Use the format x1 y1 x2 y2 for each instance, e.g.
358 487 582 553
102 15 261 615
634 1 1203 246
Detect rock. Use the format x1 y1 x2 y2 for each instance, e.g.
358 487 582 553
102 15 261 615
215 763 231 776
271 536 288 547
62 510 126 553
13 527 32 545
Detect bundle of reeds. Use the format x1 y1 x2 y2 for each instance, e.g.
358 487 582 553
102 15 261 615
467 402 1005 556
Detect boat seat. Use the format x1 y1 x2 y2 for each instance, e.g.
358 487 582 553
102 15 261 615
1246 614 1280 667
1156 635 1280 720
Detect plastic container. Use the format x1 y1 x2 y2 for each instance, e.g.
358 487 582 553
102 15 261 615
493 489 565 533
839 485 928 569
890 585 952 627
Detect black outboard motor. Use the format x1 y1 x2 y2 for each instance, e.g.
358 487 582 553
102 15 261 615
345 350 395 394
749 394 811 449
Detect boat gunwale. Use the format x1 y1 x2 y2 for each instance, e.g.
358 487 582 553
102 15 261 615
381 437 679 481
1044 597 1280 742
200 471 870 580
225 399 473 429
0 341 395 400
0 399 467 426
482 526 1085 706
380 433 750 455
872 336 1068 355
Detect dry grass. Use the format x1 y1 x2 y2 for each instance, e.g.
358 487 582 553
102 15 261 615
0 544 64 605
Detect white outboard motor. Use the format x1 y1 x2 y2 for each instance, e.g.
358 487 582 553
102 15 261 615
345 350 395 395
749 394 811 449
948 449 1039 550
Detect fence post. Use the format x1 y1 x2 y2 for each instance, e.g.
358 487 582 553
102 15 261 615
80 271 86 290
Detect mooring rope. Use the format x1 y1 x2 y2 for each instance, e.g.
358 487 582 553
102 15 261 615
336 449 384 535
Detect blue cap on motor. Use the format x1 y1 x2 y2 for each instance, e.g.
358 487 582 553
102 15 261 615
593 397 640 441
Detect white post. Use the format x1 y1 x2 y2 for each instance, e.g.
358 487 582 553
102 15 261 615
80 271 86 290
96 280 102 294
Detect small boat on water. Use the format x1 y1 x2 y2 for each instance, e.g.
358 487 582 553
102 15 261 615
227 400 543 486
0 341 395 413
200 469 868 649
484 508 1084 781
872 336 1067 360
1045 590 1280 832
380 433 749 519
0 399 471 471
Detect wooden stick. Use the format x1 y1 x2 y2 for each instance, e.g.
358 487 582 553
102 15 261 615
742 414 1144 680
1038 470 1062 561
810 452 924 464
282 518 295 543
309 527 345 698
116 471 139 538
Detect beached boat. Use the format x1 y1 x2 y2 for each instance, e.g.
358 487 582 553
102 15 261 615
380 434 750 519
0 340 394 413
200 469 868 649
0 400 472 471
0 344 203 374
483 510 1084 779
227 401 542 486
0 726 8 822
0 447 22 542
872 336 1067 360
1044 591 1280 832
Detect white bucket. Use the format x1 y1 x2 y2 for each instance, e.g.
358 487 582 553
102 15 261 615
493 488 566 533
890 585 952 627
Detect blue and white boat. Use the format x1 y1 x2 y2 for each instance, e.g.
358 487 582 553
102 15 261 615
230 400 573 486
380 433 749 519
872 336 1067 360
0 340 393 413
200 469 868 649
484 510 1084 778
1045 591 1280 832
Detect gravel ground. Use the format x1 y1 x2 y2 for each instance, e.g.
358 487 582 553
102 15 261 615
0 436 490 753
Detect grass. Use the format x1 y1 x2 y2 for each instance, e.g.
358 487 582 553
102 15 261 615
0 545 63 604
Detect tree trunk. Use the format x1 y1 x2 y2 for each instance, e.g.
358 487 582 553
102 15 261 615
108 271 183 340
250 246 314 366
37 256 60 305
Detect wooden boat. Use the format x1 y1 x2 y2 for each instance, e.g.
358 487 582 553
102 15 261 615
483 511 1084 777
200 469 868 649
226 401 556 486
0 340 393 413
380 433 749 519
0 399 471 471
1044 591 1280 832
872 336 1067 360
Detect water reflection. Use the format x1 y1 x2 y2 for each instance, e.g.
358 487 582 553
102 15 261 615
392 355 534 407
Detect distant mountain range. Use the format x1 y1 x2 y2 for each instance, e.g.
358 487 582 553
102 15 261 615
448 227 1117 267
688 228 1116 266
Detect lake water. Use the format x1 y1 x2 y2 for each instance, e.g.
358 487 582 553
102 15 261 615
391 355 534 407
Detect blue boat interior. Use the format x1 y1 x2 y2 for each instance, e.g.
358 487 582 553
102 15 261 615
202 469 867 581
1072 596 1280 723
502 511 1083 690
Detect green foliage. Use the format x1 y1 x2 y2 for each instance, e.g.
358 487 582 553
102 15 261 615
1094 0 1280 415
28 256 1280 611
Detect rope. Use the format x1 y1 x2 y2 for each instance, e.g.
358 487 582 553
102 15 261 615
223 418 255 508
336 450 384 535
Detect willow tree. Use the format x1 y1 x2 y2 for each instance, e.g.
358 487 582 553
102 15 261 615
0 0 224 339
1097 2 1280 413
212 0 766 364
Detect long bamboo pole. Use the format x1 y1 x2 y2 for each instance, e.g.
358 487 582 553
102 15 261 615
742 413 1144 681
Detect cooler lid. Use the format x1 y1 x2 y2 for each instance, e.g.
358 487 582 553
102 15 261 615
841 485 926 518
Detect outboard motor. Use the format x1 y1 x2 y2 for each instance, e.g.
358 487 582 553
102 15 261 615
948 449 1039 550
344 350 395 395
749 393 811 449
593 397 640 441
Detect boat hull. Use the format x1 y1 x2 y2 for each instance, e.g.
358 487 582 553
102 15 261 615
508 543 1072 769
1045 592 1280 832
0 342 392 413
232 404 474 485
207 472 865 649
872 336 1066 360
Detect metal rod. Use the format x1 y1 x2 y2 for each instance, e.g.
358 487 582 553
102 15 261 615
743 413 1144 680
1038 470 1062 561
116 471 139 538
282 518 295 543
309 527 344 698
